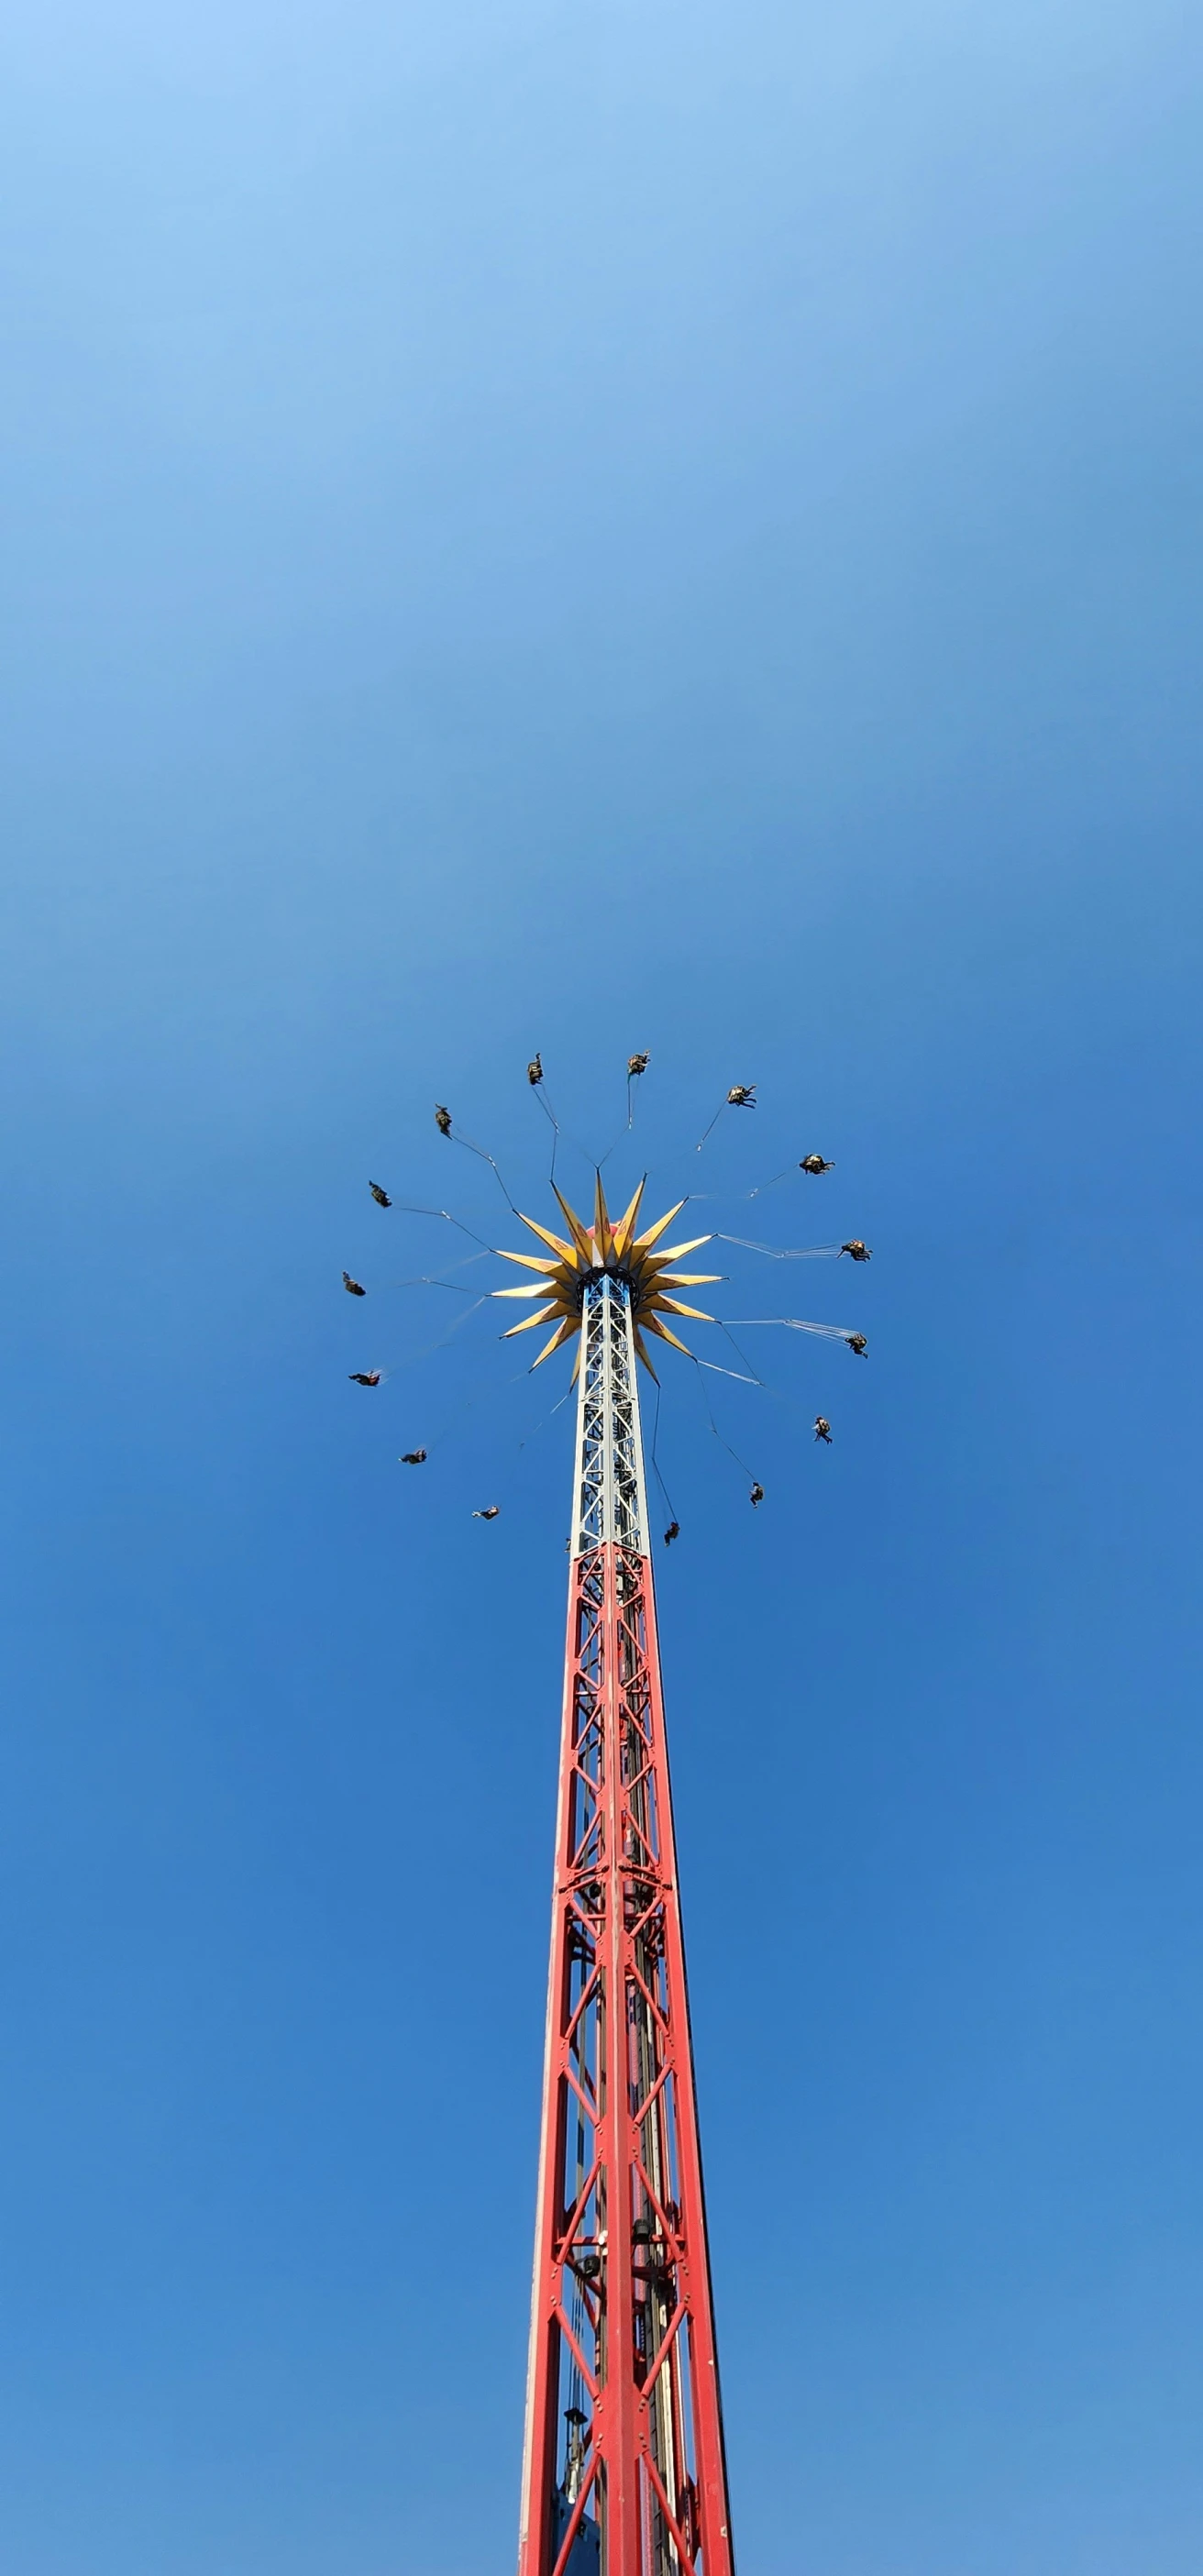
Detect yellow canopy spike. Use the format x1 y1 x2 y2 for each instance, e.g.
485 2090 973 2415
649 1234 713 1264
643 1311 692 1355
635 1199 688 1253
551 1185 595 1265
496 1246 559 1274
518 1210 576 1261
530 1316 577 1369
493 1182 712 1362
592 1171 613 1266
501 1303 557 1339
610 1177 646 1264
632 1323 659 1382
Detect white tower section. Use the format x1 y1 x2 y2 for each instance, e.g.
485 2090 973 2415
570 1277 649 1558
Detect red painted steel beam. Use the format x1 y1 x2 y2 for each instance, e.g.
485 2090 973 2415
517 1533 734 2576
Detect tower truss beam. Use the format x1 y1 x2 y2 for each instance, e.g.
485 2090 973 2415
518 1277 734 2576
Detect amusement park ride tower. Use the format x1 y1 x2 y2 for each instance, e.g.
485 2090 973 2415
497 1175 735 2576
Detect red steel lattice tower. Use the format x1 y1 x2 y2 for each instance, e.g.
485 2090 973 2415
507 1196 736 2576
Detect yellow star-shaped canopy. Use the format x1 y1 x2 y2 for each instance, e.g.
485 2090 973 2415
491 1175 723 1375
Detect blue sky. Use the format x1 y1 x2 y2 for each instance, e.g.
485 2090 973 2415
1 2 1201 2570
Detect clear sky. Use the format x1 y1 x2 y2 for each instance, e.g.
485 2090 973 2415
1 3 1201 2571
